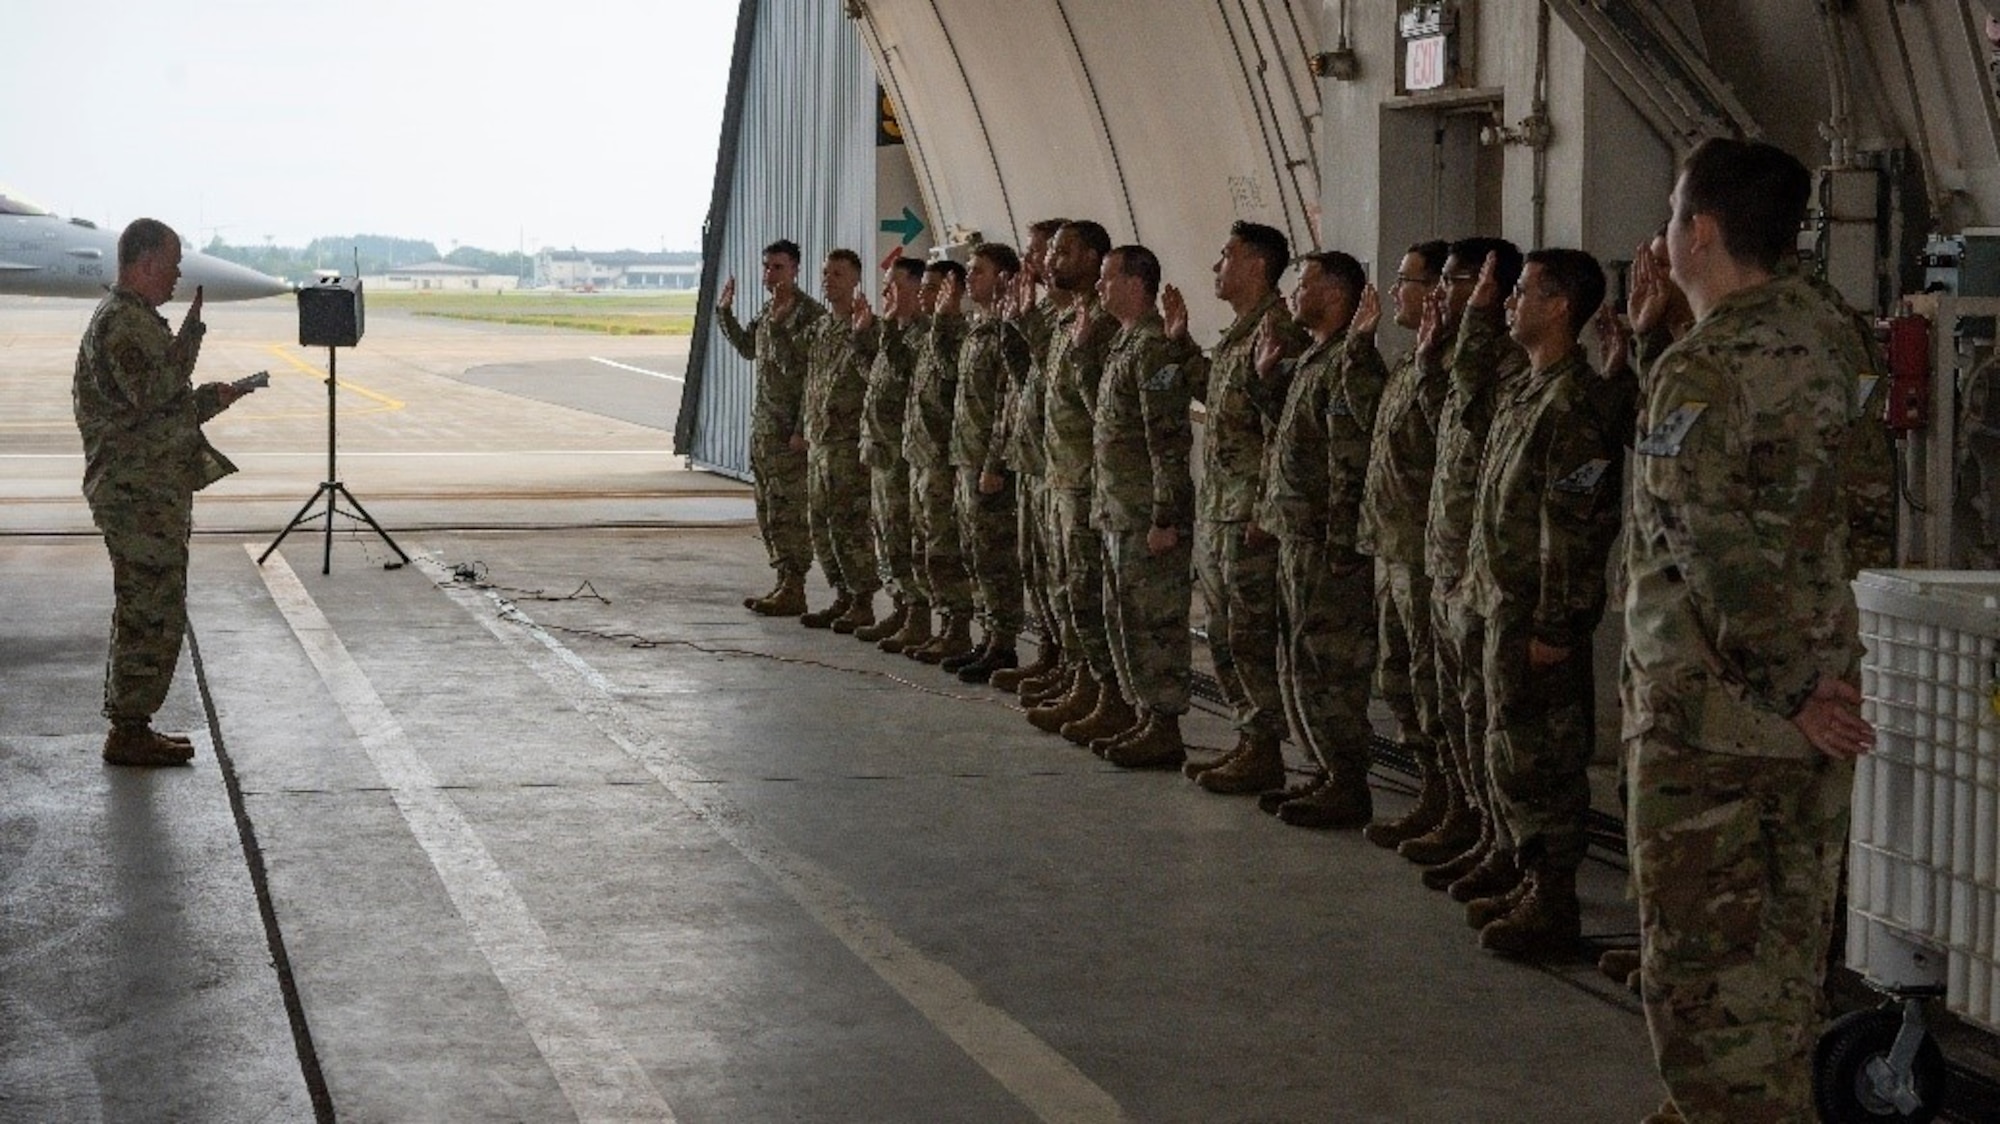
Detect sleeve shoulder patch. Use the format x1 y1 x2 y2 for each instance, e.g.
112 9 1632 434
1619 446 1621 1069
1635 400 1709 458
1142 363 1182 393
1551 457 1612 494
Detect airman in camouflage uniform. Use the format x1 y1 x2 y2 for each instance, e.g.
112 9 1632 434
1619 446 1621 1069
1624 139 1874 1124
798 249 880 632
1090 245 1194 768
1026 222 1130 745
717 238 826 616
74 218 250 765
1457 249 1621 958
893 261 975 663
852 258 926 645
1256 251 1387 828
990 219 1071 695
1408 239 1529 891
949 243 1029 683
1355 240 1451 844
1161 222 1303 796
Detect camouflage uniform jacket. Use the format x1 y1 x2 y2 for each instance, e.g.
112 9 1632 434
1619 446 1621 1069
904 312 966 470
950 313 1024 475
1092 313 1193 532
717 292 826 445
1357 341 1444 563
1426 305 1530 595
1461 348 1622 650
1798 271 1896 573
1170 292 1306 523
1041 293 1118 492
998 297 1059 477
802 308 868 447
1257 329 1387 558
858 316 921 469
73 289 223 504
1621 277 1862 759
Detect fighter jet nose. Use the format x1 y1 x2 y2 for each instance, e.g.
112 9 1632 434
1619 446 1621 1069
181 252 291 301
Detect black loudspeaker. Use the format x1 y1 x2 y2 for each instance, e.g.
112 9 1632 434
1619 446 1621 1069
298 277 366 347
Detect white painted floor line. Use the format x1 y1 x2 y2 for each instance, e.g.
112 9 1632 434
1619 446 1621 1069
590 357 684 382
252 547 677 1124
411 551 1129 1124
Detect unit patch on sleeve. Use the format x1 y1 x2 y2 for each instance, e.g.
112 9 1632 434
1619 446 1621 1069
1142 364 1182 392
1551 458 1612 494
1635 401 1709 458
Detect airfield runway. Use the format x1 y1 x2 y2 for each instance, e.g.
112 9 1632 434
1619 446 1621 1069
0 293 1810 1121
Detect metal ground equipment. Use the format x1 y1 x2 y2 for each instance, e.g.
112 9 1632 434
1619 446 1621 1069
258 276 407 575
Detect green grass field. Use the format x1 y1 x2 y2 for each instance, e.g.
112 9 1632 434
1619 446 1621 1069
367 290 698 335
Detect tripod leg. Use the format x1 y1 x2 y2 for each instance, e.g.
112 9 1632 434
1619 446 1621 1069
333 483 410 563
321 485 336 576
259 484 333 564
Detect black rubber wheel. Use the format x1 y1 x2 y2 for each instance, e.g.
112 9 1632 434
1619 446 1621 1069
1813 1006 1948 1123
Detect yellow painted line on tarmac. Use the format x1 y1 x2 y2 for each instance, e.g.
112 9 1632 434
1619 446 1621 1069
262 342 406 414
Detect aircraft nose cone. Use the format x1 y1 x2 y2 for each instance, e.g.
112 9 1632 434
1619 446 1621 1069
182 252 291 301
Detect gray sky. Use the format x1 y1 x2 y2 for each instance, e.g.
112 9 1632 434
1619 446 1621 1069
2 1 738 254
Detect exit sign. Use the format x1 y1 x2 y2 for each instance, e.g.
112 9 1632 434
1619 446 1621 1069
1405 34 1446 91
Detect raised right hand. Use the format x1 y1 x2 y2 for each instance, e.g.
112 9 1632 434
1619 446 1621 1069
1415 287 1445 358
719 276 737 310
1162 283 1190 341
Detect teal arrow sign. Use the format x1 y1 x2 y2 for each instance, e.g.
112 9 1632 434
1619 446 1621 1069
880 206 926 246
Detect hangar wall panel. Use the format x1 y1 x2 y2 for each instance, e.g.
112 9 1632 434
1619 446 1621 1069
681 0 878 479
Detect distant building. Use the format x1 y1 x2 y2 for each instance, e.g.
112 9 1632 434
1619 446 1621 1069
367 261 520 292
538 250 700 291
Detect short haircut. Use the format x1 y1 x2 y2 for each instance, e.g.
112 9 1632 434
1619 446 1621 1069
763 239 803 264
1298 250 1366 301
1676 137 1810 272
890 257 925 283
1108 244 1162 300
1407 239 1450 278
1523 248 1607 339
825 248 863 273
1028 217 1068 240
118 218 178 269
925 259 967 286
973 242 1021 274
1448 237 1524 296
1059 220 1112 259
1231 220 1291 289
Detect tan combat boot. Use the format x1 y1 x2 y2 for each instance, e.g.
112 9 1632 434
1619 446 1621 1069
1027 669 1099 733
1105 712 1187 769
1258 769 1328 815
914 612 974 665
103 723 196 767
853 597 907 641
1276 768 1372 829
1398 802 1483 866
1447 846 1521 904
1020 661 1077 707
1197 735 1285 795
743 575 782 611
991 640 1059 691
957 643 1017 685
877 603 933 654
799 590 853 630
750 574 807 617
1477 863 1581 959
1088 713 1150 757
1183 733 1249 781
1597 948 1642 994
1061 686 1137 747
831 591 876 634
1362 752 1449 849
1464 872 1533 929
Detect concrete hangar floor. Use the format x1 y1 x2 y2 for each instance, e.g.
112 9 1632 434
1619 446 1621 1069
4 294 1693 1121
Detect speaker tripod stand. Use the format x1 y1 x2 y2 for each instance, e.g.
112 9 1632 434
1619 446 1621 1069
258 345 408 574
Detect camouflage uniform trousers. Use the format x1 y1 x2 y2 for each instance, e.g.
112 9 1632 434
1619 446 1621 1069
1482 603 1598 871
956 469 1023 637
750 437 813 580
1628 733 1851 1124
94 490 192 723
1015 472 1063 649
868 461 917 602
910 463 974 616
1375 557 1442 753
1277 538 1377 778
807 445 879 597
1194 518 1286 740
1101 527 1192 715
1051 487 1117 682
1434 595 1495 822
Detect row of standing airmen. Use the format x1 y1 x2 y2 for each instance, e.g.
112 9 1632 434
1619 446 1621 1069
716 137 1894 1124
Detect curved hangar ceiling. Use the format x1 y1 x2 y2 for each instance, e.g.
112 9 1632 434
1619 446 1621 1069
849 0 1323 307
